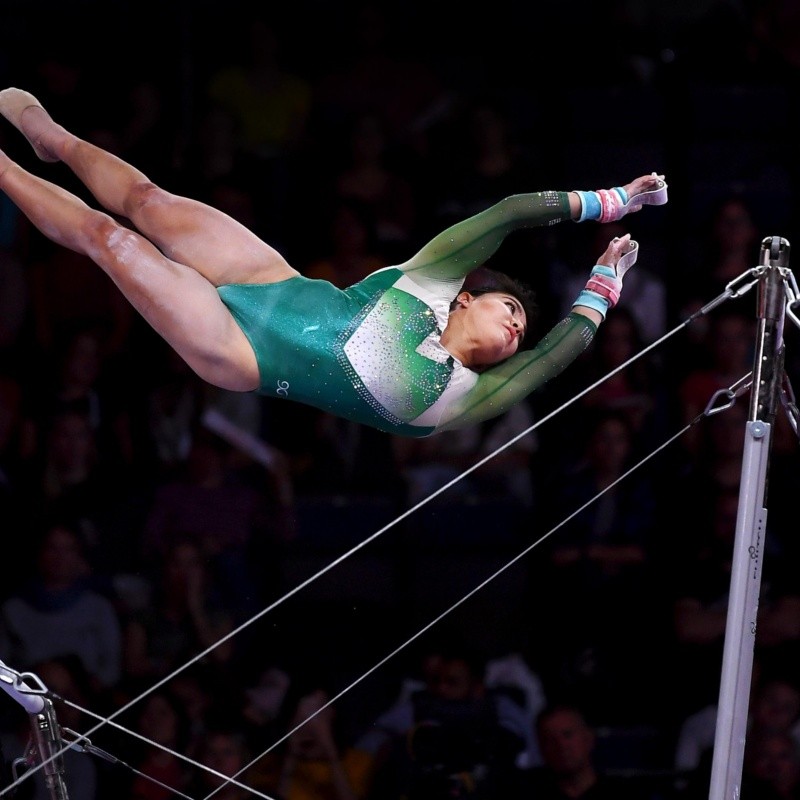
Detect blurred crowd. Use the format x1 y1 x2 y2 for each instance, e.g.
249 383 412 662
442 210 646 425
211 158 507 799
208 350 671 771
1 1 800 798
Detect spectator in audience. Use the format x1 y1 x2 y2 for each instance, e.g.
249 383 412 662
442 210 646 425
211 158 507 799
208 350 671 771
352 641 530 799
0 519 123 695
121 535 238 691
139 427 291 614
16 407 133 572
118 688 193 800
256 686 368 800
509 702 639 798
187 718 268 800
675 671 800 785
677 728 796 800
675 193 761 324
22 321 134 467
744 729 800 800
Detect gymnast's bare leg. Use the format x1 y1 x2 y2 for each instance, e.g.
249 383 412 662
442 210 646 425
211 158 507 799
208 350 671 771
0 88 299 390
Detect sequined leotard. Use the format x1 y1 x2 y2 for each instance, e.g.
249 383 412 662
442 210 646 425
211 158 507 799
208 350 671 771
218 191 596 438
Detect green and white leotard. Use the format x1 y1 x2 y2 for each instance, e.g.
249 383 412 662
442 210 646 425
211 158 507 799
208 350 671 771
218 191 596 438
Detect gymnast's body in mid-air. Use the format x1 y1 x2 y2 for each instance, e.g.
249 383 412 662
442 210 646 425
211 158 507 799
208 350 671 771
0 88 667 438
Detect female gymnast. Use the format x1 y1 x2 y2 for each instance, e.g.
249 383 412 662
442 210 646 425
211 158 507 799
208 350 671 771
0 88 667 438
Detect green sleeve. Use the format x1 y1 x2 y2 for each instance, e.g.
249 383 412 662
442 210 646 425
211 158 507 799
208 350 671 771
435 313 597 432
397 191 572 287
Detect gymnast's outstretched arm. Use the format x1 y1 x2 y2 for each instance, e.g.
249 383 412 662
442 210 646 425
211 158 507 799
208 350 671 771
396 192 574 295
435 233 642 431
395 172 664 295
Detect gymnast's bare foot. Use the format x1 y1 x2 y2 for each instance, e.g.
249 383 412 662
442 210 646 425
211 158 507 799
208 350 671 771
0 88 60 162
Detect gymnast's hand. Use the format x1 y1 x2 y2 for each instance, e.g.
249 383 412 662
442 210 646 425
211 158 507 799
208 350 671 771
622 172 666 210
572 233 638 322
596 233 635 272
573 172 668 223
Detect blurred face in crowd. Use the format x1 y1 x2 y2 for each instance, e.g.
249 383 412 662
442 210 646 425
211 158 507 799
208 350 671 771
538 708 595 776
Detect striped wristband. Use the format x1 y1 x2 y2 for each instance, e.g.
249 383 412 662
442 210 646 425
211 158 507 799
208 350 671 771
572 265 619 319
576 188 629 222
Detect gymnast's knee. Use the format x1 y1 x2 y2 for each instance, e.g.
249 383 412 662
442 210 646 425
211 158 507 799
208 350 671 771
121 179 172 221
81 213 138 260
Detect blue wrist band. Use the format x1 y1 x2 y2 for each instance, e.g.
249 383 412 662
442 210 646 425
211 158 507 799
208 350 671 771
576 191 601 222
573 289 610 319
591 264 616 279
614 187 629 205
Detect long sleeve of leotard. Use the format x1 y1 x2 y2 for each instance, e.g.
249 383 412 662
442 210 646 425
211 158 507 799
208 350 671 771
435 312 596 432
397 191 572 295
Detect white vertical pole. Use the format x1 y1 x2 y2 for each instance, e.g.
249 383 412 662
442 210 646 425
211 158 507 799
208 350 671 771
707 421 770 799
708 237 789 799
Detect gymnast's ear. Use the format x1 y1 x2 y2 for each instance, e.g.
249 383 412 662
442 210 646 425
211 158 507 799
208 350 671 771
450 291 473 312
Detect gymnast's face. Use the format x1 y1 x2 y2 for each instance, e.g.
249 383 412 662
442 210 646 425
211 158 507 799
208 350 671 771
448 290 527 368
